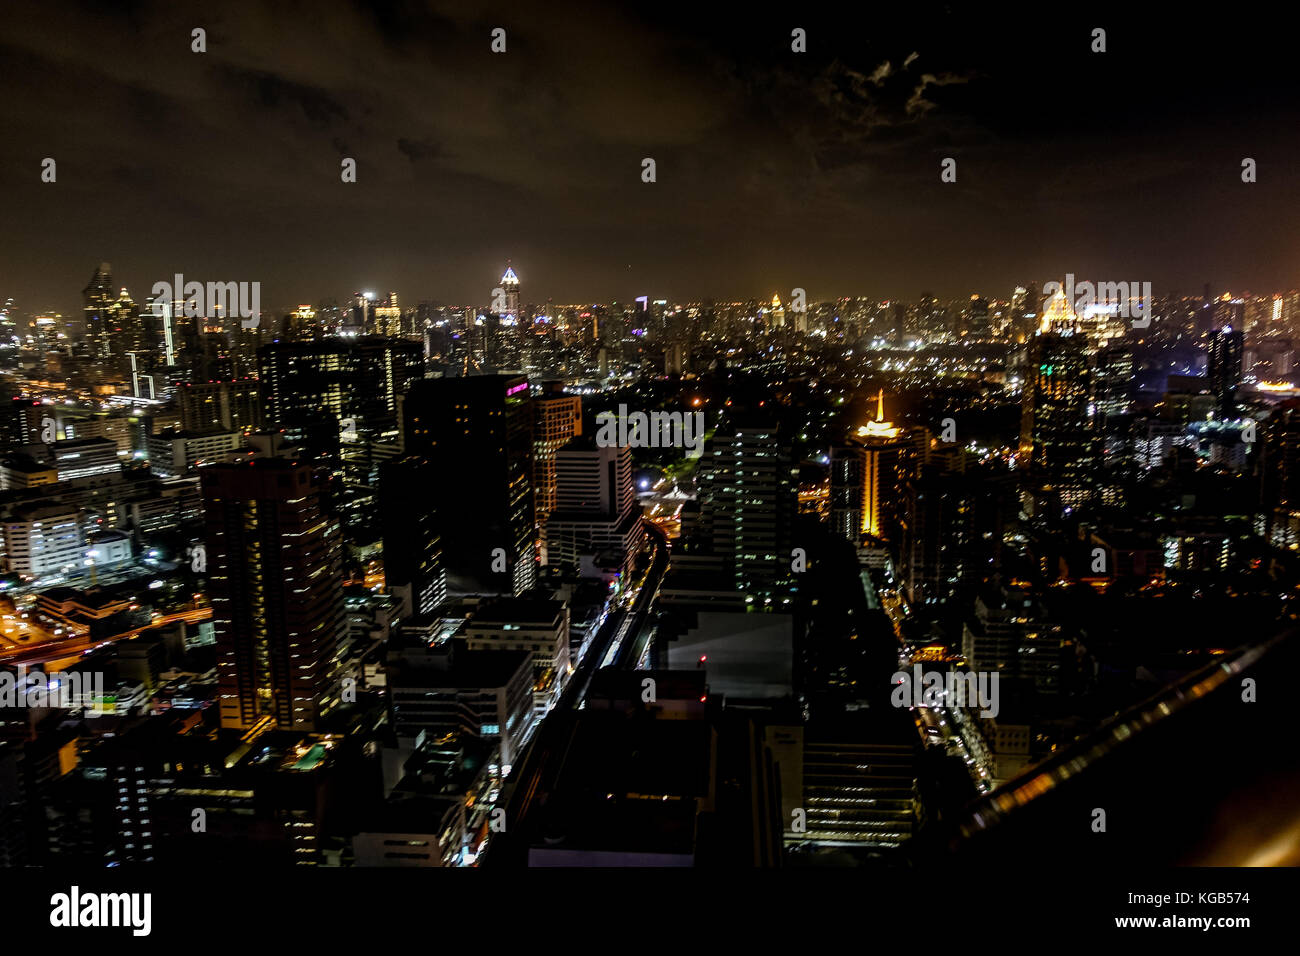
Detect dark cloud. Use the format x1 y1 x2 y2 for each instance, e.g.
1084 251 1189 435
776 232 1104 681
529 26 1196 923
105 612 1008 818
0 0 1297 314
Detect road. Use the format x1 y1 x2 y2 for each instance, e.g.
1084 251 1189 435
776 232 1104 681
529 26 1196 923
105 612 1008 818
482 519 669 865
877 580 994 791
0 607 212 667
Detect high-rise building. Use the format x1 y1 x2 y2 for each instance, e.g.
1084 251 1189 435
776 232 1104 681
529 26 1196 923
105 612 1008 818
543 436 643 579
964 295 991 340
1207 323 1244 417
177 379 263 434
380 455 447 618
533 383 582 528
831 391 908 544
767 293 786 330
346 292 373 336
373 293 402 337
258 336 423 456
696 417 797 601
1020 328 1097 514
81 263 134 359
1094 343 1135 469
201 458 347 732
400 374 537 596
900 460 1010 607
498 263 520 325
1258 401 1300 548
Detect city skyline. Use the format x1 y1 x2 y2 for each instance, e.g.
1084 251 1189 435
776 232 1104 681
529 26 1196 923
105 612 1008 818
7 256 1297 324
3 1 1299 925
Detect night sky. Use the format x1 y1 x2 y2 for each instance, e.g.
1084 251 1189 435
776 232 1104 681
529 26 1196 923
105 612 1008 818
3 0 1299 313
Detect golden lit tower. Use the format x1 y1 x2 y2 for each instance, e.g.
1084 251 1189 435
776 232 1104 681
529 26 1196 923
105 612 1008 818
831 390 906 541
768 293 786 330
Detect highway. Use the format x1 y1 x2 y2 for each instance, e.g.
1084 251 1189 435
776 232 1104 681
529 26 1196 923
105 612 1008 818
0 607 212 667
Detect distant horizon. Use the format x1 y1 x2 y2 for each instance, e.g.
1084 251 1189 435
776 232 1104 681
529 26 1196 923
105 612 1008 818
4 260 1295 321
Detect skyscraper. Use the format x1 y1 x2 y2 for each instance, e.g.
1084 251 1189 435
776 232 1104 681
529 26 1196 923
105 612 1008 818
373 292 402 337
81 263 134 359
499 262 520 325
831 391 908 543
201 457 347 732
696 416 797 600
1207 323 1244 417
533 383 582 529
380 455 448 617
768 293 786 330
258 336 424 455
1020 327 1097 514
400 374 537 596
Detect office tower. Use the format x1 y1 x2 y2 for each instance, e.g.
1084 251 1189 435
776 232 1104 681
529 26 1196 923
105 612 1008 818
145 295 183 367
1207 323 1244 417
50 437 121 480
1019 328 1097 514
1094 344 1134 421
498 262 520 325
696 417 797 600
201 458 347 731
831 391 908 543
1259 402 1300 547
380 456 447 618
400 374 537 596
1009 285 1033 341
258 337 423 456
81 262 122 358
1094 343 1135 472
177 379 263 434
533 383 582 528
900 461 1010 607
544 436 643 578
373 293 401 337
964 295 991 340
346 292 373 335
128 352 157 400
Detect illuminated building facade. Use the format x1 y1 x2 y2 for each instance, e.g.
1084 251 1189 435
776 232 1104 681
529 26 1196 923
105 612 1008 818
1020 327 1097 514
1207 323 1243 417
201 458 347 732
499 263 520 325
532 384 582 528
258 336 423 456
696 418 797 601
831 391 907 543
